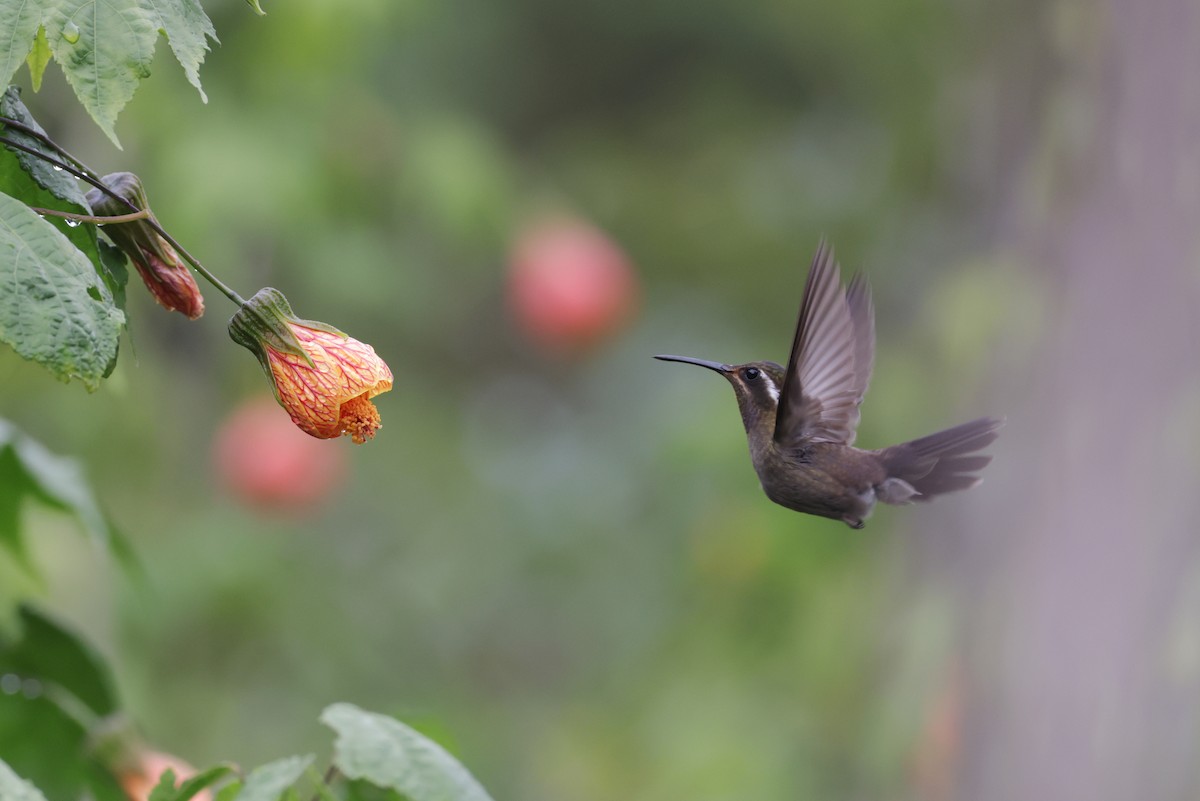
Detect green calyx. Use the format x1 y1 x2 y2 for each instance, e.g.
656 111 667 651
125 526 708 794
85 172 175 266
228 288 346 379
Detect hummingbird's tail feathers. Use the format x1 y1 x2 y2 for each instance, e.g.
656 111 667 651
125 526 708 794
875 416 1004 502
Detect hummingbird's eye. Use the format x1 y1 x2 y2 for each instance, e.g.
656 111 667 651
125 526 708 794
744 367 761 380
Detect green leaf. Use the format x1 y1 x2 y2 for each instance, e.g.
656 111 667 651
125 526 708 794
0 606 124 800
0 757 48 801
341 779 405 801
0 4 44 97
0 87 91 208
176 765 239 801
0 673 91 800
42 0 160 146
148 769 182 801
245 0 265 14
232 755 314 801
306 766 340 801
144 0 219 103
215 779 244 801
83 760 129 801
0 89 127 324
0 419 116 570
320 704 494 801
147 764 238 801
0 604 119 717
96 239 129 314
56 0 218 145
0 190 124 388
0 444 34 570
0 151 124 335
0 758 49 801
25 28 52 92
0 0 217 146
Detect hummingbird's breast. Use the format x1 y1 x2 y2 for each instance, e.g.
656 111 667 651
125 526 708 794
751 439 888 525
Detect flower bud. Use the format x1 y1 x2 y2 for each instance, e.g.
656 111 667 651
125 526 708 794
86 172 204 319
229 288 393 443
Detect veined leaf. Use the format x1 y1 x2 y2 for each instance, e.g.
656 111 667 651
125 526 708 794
0 4 44 100
0 89 130 319
0 0 219 146
321 704 495 801
0 190 124 388
0 86 91 208
42 0 160 147
144 0 219 103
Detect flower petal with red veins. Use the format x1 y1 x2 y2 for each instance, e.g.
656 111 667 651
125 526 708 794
266 324 393 442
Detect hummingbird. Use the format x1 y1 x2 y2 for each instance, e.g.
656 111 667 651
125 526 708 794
656 240 1002 529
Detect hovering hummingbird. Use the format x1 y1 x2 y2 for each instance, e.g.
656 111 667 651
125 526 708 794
656 241 1002 529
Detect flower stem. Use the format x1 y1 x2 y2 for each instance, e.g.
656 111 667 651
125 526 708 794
42 681 102 732
31 206 151 225
0 115 100 182
0 134 113 199
147 227 247 306
307 764 340 801
0 133 247 306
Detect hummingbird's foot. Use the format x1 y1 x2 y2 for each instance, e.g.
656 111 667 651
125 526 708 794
844 517 866 530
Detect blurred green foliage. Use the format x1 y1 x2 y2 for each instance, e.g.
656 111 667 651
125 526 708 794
0 0 1032 798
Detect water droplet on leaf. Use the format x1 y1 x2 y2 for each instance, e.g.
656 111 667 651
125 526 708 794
65 218 81 227
62 21 80 44
52 165 63 171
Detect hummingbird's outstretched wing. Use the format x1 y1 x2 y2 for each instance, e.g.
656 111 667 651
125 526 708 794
774 240 872 447
845 271 875 420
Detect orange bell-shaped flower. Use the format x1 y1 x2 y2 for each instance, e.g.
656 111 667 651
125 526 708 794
229 288 392 443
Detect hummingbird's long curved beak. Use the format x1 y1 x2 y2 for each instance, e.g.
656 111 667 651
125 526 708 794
653 355 731 374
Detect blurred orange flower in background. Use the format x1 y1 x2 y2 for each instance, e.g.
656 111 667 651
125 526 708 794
118 750 211 801
213 397 347 510
507 215 639 354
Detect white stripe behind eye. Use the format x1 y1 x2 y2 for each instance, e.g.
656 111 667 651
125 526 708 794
764 375 780 403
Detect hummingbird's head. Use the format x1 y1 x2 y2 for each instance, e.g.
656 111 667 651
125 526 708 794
654 355 786 433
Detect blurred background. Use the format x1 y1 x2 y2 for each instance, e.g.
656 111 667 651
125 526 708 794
3 0 1200 798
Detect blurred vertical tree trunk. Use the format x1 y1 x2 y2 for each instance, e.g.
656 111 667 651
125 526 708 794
946 0 1200 798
